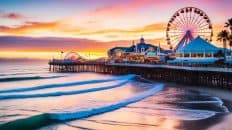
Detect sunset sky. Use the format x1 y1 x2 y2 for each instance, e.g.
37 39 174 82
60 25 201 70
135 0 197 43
0 0 231 59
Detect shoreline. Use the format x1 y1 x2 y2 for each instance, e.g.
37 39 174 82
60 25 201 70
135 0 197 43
165 82 232 111
182 85 232 112
164 82 232 130
165 82 232 130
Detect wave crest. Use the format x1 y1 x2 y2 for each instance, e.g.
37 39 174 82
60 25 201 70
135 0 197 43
0 84 164 130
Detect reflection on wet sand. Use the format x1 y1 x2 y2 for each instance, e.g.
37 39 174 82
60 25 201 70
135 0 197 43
39 86 230 130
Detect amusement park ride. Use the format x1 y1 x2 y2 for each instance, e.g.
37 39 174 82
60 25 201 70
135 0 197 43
62 52 107 63
166 7 213 52
56 7 215 64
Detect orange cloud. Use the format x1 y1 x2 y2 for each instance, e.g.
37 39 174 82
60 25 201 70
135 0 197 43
0 35 168 57
0 37 169 60
0 21 61 34
0 21 166 41
79 23 166 35
0 19 224 48
136 23 166 33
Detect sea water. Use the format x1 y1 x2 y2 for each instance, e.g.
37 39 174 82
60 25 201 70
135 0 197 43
0 60 229 130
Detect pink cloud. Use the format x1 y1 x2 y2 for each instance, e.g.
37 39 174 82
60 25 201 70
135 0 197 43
0 36 164 52
84 0 151 18
2 12 25 20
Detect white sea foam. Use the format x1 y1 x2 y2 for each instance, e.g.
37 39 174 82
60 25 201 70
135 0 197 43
179 101 223 105
212 97 229 112
0 74 135 94
0 75 64 82
0 75 135 100
127 106 217 120
179 97 229 113
181 97 229 112
49 84 164 121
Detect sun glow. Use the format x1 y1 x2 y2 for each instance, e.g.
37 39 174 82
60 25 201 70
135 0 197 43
0 51 107 60
0 0 230 60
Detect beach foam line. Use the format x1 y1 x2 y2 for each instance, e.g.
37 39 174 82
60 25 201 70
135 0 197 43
84 119 159 127
179 101 223 105
49 84 164 120
0 75 64 82
0 77 134 100
179 101 229 113
179 96 225 105
126 106 217 120
179 97 229 113
0 72 35 77
0 84 164 130
0 74 136 94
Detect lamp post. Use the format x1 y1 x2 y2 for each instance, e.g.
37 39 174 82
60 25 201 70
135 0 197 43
60 51 64 60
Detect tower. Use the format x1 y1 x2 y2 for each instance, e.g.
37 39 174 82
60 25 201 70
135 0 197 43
140 36 145 43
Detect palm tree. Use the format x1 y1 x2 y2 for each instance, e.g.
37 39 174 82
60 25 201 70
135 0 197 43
217 30 229 60
229 35 232 56
225 18 232 34
225 18 232 58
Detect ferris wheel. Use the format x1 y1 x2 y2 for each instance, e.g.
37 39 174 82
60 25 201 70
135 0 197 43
166 7 213 51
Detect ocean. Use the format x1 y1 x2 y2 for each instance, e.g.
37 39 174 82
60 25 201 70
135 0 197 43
0 60 230 130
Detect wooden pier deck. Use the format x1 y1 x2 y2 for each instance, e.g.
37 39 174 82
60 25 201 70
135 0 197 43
49 61 232 90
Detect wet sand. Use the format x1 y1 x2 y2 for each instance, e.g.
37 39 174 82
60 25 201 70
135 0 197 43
207 113 232 130
166 82 232 130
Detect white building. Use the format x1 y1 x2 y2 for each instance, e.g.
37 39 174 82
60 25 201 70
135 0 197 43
168 36 223 64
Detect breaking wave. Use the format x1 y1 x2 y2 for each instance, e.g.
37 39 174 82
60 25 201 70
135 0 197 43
0 75 64 82
0 84 164 130
0 75 136 100
0 74 135 94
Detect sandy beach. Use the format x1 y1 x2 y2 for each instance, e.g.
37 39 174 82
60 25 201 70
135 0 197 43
167 82 232 130
178 84 232 110
186 85 232 130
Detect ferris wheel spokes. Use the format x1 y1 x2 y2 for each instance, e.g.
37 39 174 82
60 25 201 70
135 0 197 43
166 7 213 51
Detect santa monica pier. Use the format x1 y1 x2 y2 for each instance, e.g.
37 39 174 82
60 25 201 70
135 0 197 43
49 7 232 89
